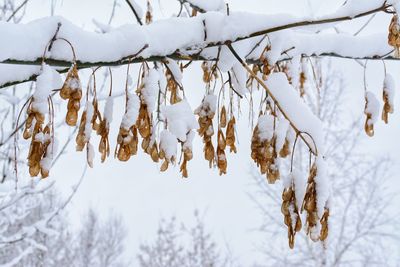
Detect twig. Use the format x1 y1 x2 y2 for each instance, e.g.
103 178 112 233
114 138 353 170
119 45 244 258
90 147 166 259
6 0 29 22
125 0 143 25
177 0 206 13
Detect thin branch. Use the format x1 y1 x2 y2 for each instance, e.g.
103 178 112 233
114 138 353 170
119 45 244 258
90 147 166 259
177 0 206 13
6 0 29 22
354 13 377 36
125 0 143 25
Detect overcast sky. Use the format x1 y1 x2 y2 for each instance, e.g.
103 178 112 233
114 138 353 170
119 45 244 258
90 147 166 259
17 0 400 265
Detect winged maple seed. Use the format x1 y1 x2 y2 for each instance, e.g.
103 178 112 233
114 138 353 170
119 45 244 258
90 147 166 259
201 61 218 86
281 186 302 249
166 69 182 105
382 90 392 124
299 71 306 97
116 127 138 162
180 145 193 178
364 92 379 137
145 0 153 25
382 75 395 124
97 118 110 163
158 136 176 173
220 106 227 128
388 14 400 58
76 110 88 152
217 129 227 175
320 208 329 242
202 61 212 84
226 116 237 153
60 64 82 126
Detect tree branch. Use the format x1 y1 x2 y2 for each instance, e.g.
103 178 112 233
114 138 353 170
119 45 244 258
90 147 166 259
0 3 394 89
125 0 143 25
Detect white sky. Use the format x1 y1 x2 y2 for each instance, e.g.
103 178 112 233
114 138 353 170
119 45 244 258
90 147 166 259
14 0 400 265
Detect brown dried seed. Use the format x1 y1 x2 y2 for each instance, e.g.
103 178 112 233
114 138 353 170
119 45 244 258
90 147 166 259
66 108 78 126
226 117 237 153
220 106 227 128
160 160 169 172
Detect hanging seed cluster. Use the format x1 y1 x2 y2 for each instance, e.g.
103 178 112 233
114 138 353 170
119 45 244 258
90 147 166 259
23 65 56 178
195 95 217 168
116 93 140 162
281 185 302 249
251 113 289 184
60 64 82 126
301 163 329 242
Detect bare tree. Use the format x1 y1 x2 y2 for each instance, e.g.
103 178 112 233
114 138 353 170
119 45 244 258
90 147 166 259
138 211 235 267
72 208 128 267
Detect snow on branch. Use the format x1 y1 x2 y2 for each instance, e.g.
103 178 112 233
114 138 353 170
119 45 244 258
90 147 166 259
0 1 396 88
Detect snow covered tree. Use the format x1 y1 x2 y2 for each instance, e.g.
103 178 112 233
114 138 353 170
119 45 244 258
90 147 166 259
138 211 235 267
0 0 399 253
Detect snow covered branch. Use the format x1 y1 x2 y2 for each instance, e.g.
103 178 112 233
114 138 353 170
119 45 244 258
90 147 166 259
0 1 395 88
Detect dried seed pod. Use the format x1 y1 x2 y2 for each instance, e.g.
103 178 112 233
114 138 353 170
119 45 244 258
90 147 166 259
195 95 217 168
364 92 379 137
382 74 395 124
216 147 227 175
281 185 302 249
165 68 182 105
202 61 212 84
145 0 153 24
98 119 110 163
61 64 82 126
75 100 97 167
179 131 195 178
220 106 227 128
24 64 58 178
388 14 400 57
279 139 291 158
116 127 138 162
137 103 152 139
23 111 35 140
76 110 88 152
217 129 226 150
320 208 329 242
116 93 140 162
160 159 169 172
302 163 320 242
28 133 43 177
251 114 280 183
226 116 237 153
66 105 79 126
96 97 113 163
159 130 177 172
299 72 306 97
180 147 193 178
